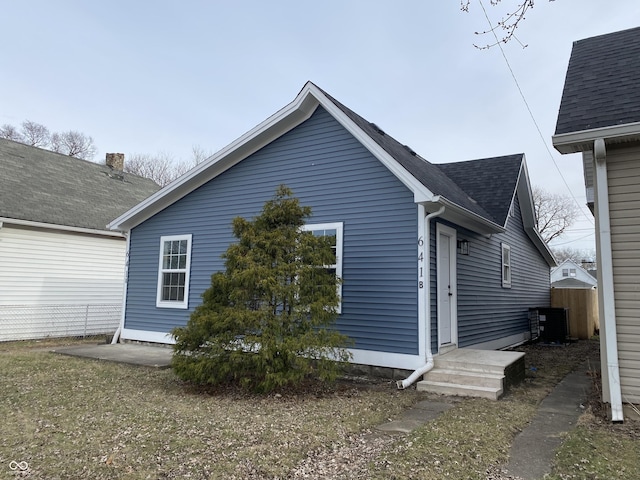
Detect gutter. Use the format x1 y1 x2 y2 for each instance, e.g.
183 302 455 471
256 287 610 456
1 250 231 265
0 216 125 238
397 205 445 389
592 138 624 422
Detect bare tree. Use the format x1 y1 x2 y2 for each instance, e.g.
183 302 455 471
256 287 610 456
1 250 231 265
124 153 180 187
1 120 97 160
461 0 554 49
532 186 578 244
124 146 211 187
20 121 50 147
0 124 23 142
50 131 97 160
552 246 596 267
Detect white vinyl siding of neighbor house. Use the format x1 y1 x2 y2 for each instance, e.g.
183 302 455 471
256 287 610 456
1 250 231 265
607 145 640 404
0 224 125 341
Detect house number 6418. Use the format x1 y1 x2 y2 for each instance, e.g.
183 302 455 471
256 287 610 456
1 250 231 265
418 236 424 289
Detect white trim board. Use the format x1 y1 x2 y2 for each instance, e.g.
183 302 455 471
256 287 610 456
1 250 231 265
120 328 426 370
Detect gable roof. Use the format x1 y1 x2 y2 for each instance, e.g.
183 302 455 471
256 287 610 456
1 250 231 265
550 259 597 288
436 154 523 227
0 138 160 234
108 82 554 265
553 26 640 153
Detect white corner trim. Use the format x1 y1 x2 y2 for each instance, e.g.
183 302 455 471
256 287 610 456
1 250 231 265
592 139 624 422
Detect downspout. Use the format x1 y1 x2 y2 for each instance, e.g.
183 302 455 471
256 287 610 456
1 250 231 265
593 138 624 422
111 231 131 344
397 205 445 389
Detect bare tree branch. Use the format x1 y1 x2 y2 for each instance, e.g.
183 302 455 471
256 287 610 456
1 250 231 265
124 146 212 187
0 124 24 142
20 121 50 147
461 0 554 50
532 185 578 243
552 246 596 266
50 131 97 160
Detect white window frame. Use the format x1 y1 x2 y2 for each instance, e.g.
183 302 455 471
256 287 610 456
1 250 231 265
301 222 343 314
156 234 193 309
501 243 512 288
562 268 569 277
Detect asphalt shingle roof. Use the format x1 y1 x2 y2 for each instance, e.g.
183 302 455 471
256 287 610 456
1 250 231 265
0 138 160 231
555 26 640 135
318 86 521 227
435 154 523 227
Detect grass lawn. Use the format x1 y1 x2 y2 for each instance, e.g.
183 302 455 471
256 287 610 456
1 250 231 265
1 337 638 479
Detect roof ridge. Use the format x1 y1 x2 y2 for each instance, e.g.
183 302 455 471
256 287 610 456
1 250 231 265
315 86 498 223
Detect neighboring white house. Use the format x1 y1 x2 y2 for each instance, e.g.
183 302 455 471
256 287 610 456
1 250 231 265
550 259 597 289
0 139 159 341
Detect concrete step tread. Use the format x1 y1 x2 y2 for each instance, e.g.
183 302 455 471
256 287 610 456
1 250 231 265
428 368 505 379
418 380 502 393
417 380 504 400
434 361 506 374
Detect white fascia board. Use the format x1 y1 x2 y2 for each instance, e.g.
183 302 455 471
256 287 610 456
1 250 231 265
109 85 321 232
552 122 640 154
426 197 504 235
110 83 437 232
307 84 435 203
0 216 125 238
515 163 557 267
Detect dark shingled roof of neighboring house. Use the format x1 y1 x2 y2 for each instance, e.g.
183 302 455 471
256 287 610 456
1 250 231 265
555 26 640 135
0 138 161 231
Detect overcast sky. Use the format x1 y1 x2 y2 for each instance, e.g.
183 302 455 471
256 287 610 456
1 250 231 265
2 1 639 252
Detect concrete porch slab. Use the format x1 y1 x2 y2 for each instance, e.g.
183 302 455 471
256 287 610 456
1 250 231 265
52 343 173 368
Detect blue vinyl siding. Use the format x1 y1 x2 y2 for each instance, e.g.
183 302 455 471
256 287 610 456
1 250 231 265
432 194 550 348
125 107 419 354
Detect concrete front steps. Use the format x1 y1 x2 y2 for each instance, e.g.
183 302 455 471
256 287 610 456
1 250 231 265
416 348 525 400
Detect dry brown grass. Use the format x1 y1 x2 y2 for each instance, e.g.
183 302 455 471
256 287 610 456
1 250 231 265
3 337 636 479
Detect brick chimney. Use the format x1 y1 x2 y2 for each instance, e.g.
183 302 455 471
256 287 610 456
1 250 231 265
105 153 124 171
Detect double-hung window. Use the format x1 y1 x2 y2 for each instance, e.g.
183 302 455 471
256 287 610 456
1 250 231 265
501 243 512 288
156 234 192 309
301 222 343 313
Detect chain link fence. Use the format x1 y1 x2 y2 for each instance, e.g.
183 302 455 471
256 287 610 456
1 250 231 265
0 304 121 342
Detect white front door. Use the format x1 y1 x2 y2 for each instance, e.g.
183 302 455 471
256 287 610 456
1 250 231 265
436 224 457 350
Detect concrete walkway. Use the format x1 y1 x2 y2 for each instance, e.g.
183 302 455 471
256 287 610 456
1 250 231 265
505 360 593 480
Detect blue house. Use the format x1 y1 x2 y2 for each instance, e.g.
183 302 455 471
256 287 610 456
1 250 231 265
109 82 554 381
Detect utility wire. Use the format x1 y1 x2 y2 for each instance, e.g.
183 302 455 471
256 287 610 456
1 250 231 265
477 0 595 227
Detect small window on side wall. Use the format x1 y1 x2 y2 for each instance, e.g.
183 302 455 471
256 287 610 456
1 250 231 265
502 243 512 288
156 234 192 309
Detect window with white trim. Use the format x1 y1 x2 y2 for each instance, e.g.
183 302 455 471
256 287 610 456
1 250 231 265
562 268 569 277
501 243 512 288
301 222 343 313
156 234 192 309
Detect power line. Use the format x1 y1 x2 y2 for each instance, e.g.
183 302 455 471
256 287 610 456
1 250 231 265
549 232 595 247
477 0 595 227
